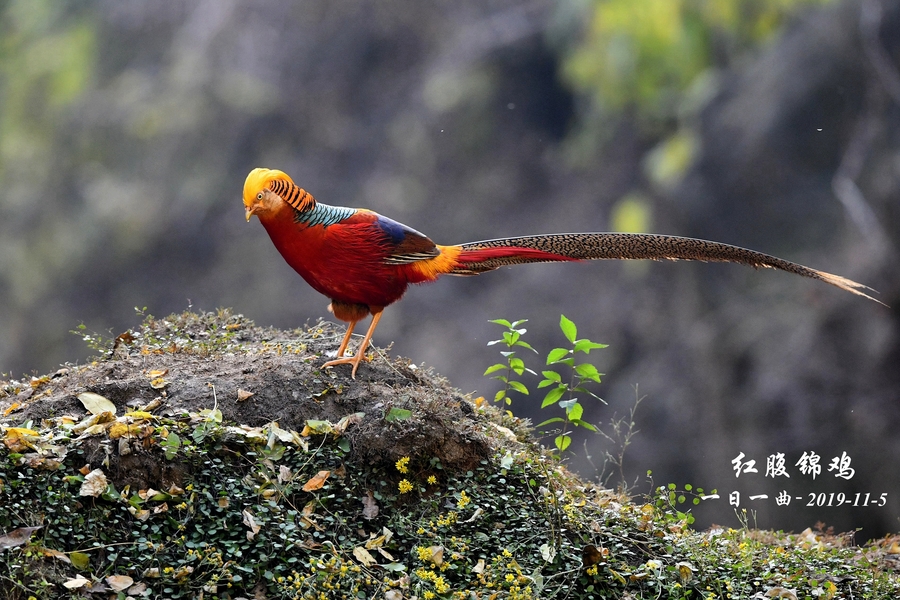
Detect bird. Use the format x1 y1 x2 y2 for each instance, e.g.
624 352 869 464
243 167 879 378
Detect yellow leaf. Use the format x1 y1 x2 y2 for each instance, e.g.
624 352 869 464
108 422 140 439
70 551 91 570
2 428 40 452
3 402 21 416
301 470 330 492
149 378 169 390
123 411 153 420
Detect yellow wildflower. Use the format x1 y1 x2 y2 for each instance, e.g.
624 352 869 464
395 456 410 473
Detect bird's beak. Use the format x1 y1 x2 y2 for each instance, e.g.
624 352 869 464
245 206 255 222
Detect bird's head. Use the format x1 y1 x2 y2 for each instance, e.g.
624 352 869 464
243 168 315 221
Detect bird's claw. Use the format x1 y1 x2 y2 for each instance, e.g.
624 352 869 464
322 354 369 379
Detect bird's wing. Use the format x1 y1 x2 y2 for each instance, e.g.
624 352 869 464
372 214 441 264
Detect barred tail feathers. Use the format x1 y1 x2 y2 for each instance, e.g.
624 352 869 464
450 233 880 303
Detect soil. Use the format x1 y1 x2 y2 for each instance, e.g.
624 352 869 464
0 309 494 492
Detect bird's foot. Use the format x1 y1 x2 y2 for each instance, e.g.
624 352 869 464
322 353 369 379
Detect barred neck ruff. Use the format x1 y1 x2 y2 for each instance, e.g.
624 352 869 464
268 178 316 213
267 178 356 227
294 202 357 227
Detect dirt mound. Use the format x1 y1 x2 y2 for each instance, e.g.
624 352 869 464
1 309 491 492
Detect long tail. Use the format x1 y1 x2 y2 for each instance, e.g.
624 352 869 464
450 233 881 303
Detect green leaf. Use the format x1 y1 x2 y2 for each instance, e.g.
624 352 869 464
489 318 512 327
385 408 412 422
566 402 584 422
574 339 608 354
572 419 598 432
575 363 602 382
508 380 529 395
535 417 565 427
514 340 537 352
483 363 506 376
337 437 351 452
555 434 572 452
536 379 556 389
494 390 506 402
559 315 577 343
541 370 562 382
541 386 565 408
164 432 181 460
509 357 525 374
546 348 569 364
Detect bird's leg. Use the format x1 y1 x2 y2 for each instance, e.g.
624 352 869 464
333 321 357 358
323 311 384 379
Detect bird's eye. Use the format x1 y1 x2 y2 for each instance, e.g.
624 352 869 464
257 192 263 200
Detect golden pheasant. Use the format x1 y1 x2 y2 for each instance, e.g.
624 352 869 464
243 167 878 378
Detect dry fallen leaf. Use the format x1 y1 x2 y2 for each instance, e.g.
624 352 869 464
0 526 42 551
127 582 148 595
333 412 364 435
2 427 40 452
108 422 141 439
236 389 255 402
423 545 444 567
301 470 330 492
278 465 293 484
63 576 90 590
149 377 169 390
472 558 486 574
582 544 606 567
40 547 70 563
352 546 377 567
243 510 261 540
78 392 117 415
106 575 134 591
361 491 379 520
79 469 108 497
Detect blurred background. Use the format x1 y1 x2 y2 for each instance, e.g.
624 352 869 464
1 0 898 541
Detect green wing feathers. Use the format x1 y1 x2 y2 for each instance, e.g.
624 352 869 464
453 233 880 303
